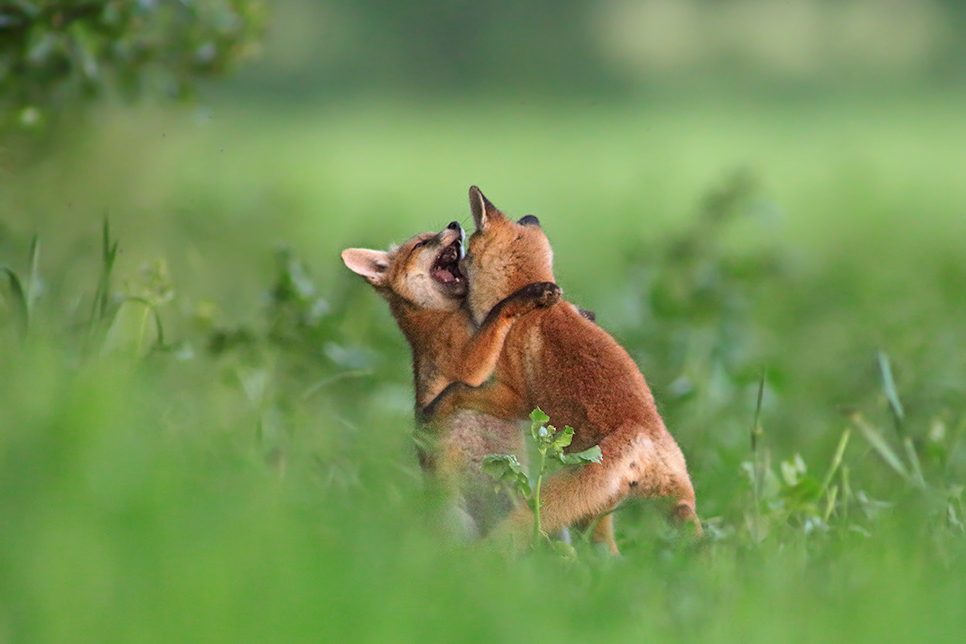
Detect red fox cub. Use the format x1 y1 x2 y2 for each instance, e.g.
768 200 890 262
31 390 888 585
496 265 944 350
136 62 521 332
425 187 701 553
341 222 560 536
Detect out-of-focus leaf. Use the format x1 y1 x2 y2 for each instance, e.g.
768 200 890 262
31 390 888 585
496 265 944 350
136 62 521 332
820 429 851 493
780 453 807 487
549 540 577 559
783 475 822 506
1 0 266 136
1 266 28 337
902 437 927 489
852 413 914 486
877 351 905 428
823 484 838 521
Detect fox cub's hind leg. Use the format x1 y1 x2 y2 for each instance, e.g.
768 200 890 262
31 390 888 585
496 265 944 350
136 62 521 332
496 426 702 551
621 436 702 537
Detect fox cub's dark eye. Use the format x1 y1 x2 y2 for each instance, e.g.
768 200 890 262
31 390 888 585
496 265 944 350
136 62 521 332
517 215 540 227
413 239 429 249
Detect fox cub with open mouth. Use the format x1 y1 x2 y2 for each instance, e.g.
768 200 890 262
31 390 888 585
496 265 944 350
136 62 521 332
342 222 560 536
425 187 701 553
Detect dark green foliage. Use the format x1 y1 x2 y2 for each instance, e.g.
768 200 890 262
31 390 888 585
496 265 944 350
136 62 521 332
0 0 264 132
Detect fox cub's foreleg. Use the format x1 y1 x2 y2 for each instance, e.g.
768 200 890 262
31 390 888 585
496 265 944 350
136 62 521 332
422 379 529 423
453 281 559 388
420 282 558 421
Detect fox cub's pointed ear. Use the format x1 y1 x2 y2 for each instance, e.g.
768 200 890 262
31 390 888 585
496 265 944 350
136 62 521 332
469 185 503 231
342 248 390 287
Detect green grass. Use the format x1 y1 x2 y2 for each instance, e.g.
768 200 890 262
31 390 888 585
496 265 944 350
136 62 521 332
2 92 965 643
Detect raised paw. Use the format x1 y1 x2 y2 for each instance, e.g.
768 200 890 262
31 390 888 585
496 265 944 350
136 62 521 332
515 281 561 308
484 282 562 326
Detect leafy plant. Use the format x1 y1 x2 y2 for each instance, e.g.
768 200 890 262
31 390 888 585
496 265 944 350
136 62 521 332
739 349 966 550
0 0 266 135
482 408 602 550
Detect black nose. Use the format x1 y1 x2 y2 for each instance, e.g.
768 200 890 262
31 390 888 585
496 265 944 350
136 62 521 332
447 221 462 231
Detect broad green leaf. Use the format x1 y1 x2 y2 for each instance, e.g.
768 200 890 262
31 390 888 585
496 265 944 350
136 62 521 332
559 445 602 466
529 408 549 426
551 425 574 450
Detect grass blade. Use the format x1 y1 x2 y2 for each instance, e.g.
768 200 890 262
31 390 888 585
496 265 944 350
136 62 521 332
26 234 40 313
877 351 905 433
823 484 839 522
819 428 851 494
852 413 913 485
300 370 373 403
86 218 119 353
751 370 765 452
1 266 29 338
749 371 766 541
902 437 927 489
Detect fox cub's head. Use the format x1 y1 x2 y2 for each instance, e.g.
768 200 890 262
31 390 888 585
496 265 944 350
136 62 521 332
342 222 467 311
462 186 555 324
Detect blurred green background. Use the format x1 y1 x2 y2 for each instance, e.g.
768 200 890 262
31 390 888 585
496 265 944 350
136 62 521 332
2 1 965 642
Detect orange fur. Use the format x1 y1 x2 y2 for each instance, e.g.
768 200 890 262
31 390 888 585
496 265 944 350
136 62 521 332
341 224 559 536
427 187 701 553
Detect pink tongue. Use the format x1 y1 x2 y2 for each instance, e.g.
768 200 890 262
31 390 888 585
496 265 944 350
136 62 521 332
435 269 454 282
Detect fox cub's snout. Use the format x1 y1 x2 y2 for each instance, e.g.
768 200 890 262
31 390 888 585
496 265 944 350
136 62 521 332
342 223 468 311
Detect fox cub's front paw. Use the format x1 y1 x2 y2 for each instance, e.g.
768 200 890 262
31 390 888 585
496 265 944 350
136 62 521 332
515 281 561 308
487 282 562 323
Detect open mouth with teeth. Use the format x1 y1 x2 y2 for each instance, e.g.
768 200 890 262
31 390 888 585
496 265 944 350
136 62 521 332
430 237 467 295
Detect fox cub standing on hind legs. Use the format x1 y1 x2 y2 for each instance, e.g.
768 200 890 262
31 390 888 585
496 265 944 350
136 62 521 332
341 222 561 537
425 187 701 554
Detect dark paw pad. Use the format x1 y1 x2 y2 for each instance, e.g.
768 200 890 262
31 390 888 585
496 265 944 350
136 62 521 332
519 281 561 307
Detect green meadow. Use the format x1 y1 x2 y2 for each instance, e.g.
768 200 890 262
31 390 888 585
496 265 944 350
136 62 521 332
2 91 966 642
